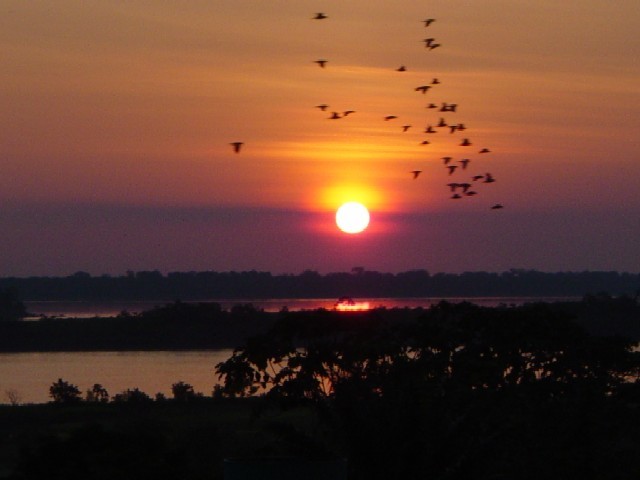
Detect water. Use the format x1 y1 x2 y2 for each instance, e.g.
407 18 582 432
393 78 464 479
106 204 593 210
5 297 581 404
24 296 578 318
0 350 232 405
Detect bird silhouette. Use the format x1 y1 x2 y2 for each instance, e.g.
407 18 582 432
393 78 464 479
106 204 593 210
465 191 478 196
420 140 431 145
447 182 460 192
446 165 458 175
484 173 496 183
479 148 491 153
451 193 462 199
401 125 412 132
343 110 355 116
396 65 407 72
459 182 472 192
411 170 422 179
460 138 472 146
449 125 458 133
313 13 327 20
429 43 441 50
431 78 441 84
329 112 341 119
424 18 435 27
423 38 435 47
384 115 398 121
424 125 436 134
230 142 243 153
314 59 328 68
415 85 431 94
437 118 447 127
459 159 470 169
472 175 484 181
491 203 504 209
426 103 438 109
442 156 453 164
316 104 329 111
456 123 466 131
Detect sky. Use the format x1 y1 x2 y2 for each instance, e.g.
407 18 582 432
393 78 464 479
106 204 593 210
1 0 639 277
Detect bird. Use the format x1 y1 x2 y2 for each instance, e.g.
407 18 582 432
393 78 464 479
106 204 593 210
343 110 355 116
329 112 341 119
442 156 452 165
484 173 496 183
411 170 422 179
314 59 328 68
459 183 472 192
384 115 397 121
451 193 462 199
437 118 448 127
401 125 412 132
446 165 458 175
396 65 407 72
479 148 491 153
465 191 478 196
230 142 243 153
315 104 329 111
420 140 431 145
429 43 441 50
459 159 470 169
423 38 435 48
441 103 458 112
491 203 504 209
424 125 436 134
426 103 438 109
431 78 441 84
415 85 431 94
472 175 484 181
313 12 327 20
460 138 472 146
456 123 467 131
449 125 458 133
424 18 435 27
447 183 460 192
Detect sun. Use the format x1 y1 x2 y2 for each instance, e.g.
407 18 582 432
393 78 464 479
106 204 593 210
336 202 370 234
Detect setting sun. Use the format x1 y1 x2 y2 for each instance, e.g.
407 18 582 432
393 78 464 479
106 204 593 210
336 202 370 234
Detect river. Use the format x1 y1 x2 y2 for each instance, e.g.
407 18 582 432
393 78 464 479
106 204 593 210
3 296 580 404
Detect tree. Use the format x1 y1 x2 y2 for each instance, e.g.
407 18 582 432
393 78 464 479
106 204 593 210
112 387 152 404
85 383 109 403
171 381 201 402
215 303 640 480
49 378 82 403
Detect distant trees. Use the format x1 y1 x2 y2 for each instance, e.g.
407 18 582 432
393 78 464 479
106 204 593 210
49 378 82 403
85 383 109 403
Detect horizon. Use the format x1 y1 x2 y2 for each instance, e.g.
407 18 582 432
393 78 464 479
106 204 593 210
2 1 639 276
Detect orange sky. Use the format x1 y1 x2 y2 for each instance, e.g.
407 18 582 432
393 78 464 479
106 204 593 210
1 1 639 275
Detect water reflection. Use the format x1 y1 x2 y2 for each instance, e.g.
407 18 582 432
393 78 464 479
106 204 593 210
0 350 233 405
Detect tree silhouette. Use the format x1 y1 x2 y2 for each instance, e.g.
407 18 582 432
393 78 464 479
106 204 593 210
49 378 82 403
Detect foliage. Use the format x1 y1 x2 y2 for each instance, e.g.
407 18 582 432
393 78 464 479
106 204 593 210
112 388 153 404
171 381 203 402
215 302 640 479
49 378 82 404
84 384 109 403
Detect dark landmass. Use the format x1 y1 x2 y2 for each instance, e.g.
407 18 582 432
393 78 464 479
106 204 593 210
1 298 639 479
0 294 639 352
1 268 639 301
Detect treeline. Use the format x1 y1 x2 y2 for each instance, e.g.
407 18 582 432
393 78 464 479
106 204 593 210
2 268 640 300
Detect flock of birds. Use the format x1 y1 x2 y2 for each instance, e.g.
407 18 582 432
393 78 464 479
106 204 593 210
230 12 503 210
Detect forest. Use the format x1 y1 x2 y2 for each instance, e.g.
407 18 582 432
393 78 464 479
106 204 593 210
1 268 639 300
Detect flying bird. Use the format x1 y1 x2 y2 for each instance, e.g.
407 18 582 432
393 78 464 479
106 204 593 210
447 183 460 192
401 125 412 132
479 148 491 153
484 173 496 183
424 125 436 134
426 103 438 109
459 183 472 193
428 43 441 50
384 115 398 121
460 138 472 146
423 38 435 48
313 13 327 20
431 78 441 84
396 65 407 72
230 142 243 153
446 165 458 175
424 18 435 27
451 193 462 199
449 125 458 133
459 159 470 169
343 110 355 116
472 175 484 181
420 140 431 145
411 170 422 179
437 118 447 127
491 203 504 209
315 104 329 111
456 123 467 131
329 112 341 119
314 59 328 68
442 156 452 164
415 85 431 94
